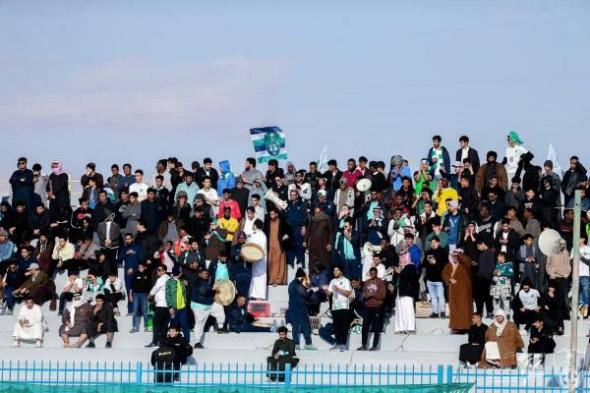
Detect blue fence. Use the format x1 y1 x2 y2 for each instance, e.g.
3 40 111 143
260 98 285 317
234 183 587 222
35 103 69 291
0 361 588 392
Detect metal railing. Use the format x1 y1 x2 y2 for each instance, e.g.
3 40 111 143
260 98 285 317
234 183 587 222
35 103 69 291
0 361 588 392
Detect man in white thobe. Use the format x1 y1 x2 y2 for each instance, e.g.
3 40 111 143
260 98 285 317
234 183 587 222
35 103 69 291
12 298 44 347
248 220 268 300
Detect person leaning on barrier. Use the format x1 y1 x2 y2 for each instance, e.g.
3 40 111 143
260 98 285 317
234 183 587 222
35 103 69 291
156 324 193 382
267 326 299 382
151 342 176 384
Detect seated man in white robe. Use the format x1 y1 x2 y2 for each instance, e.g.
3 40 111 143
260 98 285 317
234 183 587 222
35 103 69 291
12 297 44 347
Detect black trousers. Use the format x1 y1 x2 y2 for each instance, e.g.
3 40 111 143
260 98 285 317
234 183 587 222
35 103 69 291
474 277 493 315
153 307 170 345
266 357 299 381
361 307 383 348
550 277 570 320
332 309 350 346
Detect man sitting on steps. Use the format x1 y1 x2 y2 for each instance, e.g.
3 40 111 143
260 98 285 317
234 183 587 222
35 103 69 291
267 326 299 382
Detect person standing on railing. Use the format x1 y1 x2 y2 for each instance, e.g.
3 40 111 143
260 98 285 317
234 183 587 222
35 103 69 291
9 157 34 213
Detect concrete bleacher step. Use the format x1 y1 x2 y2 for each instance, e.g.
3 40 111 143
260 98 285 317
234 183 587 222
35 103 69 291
4 268 590 367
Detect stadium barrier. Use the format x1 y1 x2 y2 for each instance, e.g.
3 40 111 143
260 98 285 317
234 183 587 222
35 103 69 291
0 360 588 392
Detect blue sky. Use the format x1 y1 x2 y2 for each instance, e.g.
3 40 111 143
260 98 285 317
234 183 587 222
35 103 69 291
0 0 589 179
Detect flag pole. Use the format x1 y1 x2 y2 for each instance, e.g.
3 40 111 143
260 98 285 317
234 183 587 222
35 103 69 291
569 189 582 393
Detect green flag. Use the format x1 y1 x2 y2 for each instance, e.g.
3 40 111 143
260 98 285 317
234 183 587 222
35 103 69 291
250 126 288 164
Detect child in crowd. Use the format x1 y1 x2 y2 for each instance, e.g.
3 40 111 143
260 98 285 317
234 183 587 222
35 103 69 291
491 252 514 316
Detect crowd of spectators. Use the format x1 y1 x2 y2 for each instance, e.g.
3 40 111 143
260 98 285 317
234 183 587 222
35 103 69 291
1 131 589 370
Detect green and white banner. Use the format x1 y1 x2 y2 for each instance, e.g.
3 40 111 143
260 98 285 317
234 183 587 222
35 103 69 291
250 126 288 164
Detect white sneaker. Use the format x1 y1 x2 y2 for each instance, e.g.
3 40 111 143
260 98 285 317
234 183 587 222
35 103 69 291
35 341 43 348
11 341 20 348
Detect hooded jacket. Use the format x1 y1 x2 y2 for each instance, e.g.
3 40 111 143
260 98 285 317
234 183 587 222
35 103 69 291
217 160 236 196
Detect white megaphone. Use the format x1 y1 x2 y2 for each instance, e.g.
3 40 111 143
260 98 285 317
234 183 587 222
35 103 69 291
538 228 566 256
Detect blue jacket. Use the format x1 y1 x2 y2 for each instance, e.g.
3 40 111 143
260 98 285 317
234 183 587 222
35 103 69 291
217 160 236 196
0 240 15 262
191 277 216 305
118 243 145 271
286 200 308 228
227 304 255 332
17 255 38 272
390 165 412 192
287 279 310 320
408 244 422 270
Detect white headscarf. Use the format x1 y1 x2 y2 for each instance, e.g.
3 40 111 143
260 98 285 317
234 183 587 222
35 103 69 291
67 296 84 329
493 309 508 336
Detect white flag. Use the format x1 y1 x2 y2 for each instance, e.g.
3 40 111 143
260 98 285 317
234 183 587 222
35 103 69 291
317 146 328 173
547 143 563 176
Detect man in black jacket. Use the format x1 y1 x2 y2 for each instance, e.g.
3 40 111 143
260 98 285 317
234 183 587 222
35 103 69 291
227 294 273 333
456 136 481 174
528 317 555 366
562 156 587 207
323 159 343 199
474 239 495 318
151 344 176 383
267 326 299 382
195 158 219 190
458 175 479 220
459 313 488 366
164 325 193 379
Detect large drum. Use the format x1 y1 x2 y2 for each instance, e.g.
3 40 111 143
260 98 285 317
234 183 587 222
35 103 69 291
356 178 372 192
240 242 265 263
213 280 236 306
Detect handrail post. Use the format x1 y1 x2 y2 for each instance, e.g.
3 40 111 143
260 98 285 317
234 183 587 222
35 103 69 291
284 364 291 392
446 365 453 385
437 365 444 384
136 362 143 384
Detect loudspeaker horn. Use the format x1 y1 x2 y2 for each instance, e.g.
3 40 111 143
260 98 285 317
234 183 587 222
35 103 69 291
538 228 566 256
